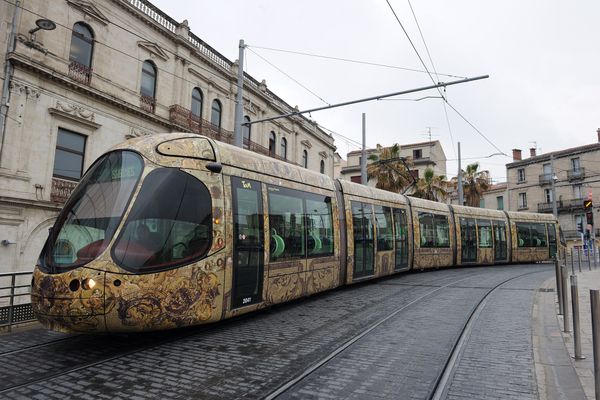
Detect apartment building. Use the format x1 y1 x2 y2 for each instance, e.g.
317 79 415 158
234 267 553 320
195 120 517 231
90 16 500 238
0 0 336 272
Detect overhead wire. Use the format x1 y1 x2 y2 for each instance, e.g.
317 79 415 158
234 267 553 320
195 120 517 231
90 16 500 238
385 0 506 158
246 45 466 79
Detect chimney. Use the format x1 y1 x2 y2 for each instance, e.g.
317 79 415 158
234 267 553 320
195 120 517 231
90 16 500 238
529 148 536 157
512 148 522 161
597 128 600 143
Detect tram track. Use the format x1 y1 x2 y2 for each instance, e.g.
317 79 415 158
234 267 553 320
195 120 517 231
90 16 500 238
262 268 548 400
0 271 479 396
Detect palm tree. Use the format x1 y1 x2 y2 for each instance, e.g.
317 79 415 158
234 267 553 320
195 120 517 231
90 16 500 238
461 162 490 207
366 144 413 193
411 168 449 202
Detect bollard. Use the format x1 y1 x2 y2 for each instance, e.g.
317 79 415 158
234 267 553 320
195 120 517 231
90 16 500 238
572 248 578 273
571 275 585 360
589 247 593 271
590 290 600 400
562 265 570 332
556 260 564 316
578 248 583 273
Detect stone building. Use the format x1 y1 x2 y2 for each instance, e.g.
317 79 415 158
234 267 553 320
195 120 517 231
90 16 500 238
338 140 447 186
506 131 600 249
0 0 336 272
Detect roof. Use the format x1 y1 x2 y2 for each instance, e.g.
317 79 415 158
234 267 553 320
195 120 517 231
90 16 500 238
507 142 600 168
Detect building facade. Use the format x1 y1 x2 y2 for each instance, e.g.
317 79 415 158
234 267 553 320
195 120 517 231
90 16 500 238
506 132 600 249
0 0 336 272
338 140 447 186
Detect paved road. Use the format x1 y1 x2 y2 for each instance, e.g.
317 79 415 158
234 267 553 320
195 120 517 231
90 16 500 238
0 264 554 399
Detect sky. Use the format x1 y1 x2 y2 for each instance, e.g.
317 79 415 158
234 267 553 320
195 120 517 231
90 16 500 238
151 0 600 183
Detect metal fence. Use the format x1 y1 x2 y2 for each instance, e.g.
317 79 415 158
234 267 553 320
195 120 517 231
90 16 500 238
0 271 36 331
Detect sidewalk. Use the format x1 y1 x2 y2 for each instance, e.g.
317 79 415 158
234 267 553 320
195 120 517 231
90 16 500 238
555 266 600 400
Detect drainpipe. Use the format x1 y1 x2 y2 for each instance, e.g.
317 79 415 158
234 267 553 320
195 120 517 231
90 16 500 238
0 0 21 164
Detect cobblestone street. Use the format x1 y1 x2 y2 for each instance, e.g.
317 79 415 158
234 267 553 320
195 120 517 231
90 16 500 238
0 264 565 399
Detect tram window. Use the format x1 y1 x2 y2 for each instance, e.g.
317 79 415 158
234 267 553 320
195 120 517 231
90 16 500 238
419 212 450 248
477 220 492 248
516 223 531 247
268 187 305 260
374 205 393 251
531 223 547 247
305 196 334 257
112 168 212 273
434 214 450 247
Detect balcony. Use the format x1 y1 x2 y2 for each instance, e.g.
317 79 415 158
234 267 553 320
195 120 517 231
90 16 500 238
567 168 585 181
68 61 92 85
140 95 156 113
537 202 556 213
537 198 586 214
51 177 77 203
538 173 553 185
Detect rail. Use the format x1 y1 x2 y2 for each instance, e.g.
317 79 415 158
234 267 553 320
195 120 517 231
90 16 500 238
0 271 35 331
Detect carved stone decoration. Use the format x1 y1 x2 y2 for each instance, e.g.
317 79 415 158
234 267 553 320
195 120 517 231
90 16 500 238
301 139 313 149
67 0 110 25
319 151 328 159
55 101 95 122
126 127 153 139
137 41 169 61
48 101 100 129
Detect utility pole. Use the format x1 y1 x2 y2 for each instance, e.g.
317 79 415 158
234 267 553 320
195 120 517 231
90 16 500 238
551 153 558 218
457 142 464 206
233 39 245 148
361 113 367 185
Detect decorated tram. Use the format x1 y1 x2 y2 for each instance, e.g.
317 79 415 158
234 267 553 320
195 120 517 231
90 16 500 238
31 133 561 333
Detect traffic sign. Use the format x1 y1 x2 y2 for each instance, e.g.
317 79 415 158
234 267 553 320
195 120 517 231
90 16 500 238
584 199 593 209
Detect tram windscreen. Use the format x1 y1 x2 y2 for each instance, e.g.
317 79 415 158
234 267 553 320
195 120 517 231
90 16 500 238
41 151 143 272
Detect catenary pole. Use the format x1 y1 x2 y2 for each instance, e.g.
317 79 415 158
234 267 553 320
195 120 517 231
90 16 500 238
361 113 367 185
233 39 245 148
457 141 464 205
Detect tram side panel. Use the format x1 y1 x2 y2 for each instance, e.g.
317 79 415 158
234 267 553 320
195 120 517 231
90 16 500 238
409 198 454 270
507 211 557 263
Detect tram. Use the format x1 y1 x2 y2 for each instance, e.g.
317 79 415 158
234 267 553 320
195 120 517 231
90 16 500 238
31 133 561 333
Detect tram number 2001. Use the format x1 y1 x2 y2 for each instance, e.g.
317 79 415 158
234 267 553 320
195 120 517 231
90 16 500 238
242 297 252 304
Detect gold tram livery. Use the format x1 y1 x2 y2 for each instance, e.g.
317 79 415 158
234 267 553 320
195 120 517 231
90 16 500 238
31 134 561 333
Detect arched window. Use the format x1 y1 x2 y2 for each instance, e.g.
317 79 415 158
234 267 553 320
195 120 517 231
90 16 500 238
269 131 276 155
280 137 287 160
320 159 325 174
243 116 251 149
141 61 157 98
140 60 157 112
69 22 94 84
302 150 308 168
211 99 222 128
191 88 203 118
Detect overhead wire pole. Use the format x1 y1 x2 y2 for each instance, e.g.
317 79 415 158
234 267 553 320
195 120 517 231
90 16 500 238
361 113 367 185
233 39 245 148
457 142 464 205
244 75 489 126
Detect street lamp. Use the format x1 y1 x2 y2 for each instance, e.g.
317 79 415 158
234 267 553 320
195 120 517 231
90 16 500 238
28 18 56 39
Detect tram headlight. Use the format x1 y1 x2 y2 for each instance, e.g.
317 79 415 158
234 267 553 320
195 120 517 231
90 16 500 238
82 278 96 290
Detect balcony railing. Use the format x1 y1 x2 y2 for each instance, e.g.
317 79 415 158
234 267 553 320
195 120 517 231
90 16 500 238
68 61 92 85
168 104 302 166
567 168 585 181
51 177 77 203
537 202 556 213
536 198 586 214
538 173 553 185
0 271 35 331
140 95 156 113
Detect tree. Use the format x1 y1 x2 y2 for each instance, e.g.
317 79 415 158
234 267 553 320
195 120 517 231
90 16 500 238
411 167 449 202
461 162 490 207
366 144 413 193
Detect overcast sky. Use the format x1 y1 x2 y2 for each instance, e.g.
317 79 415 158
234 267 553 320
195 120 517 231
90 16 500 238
151 0 600 183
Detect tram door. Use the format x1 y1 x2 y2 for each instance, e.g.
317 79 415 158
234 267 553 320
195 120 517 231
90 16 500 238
393 208 409 270
352 201 374 279
231 177 264 308
493 221 508 261
547 223 557 259
460 217 477 263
